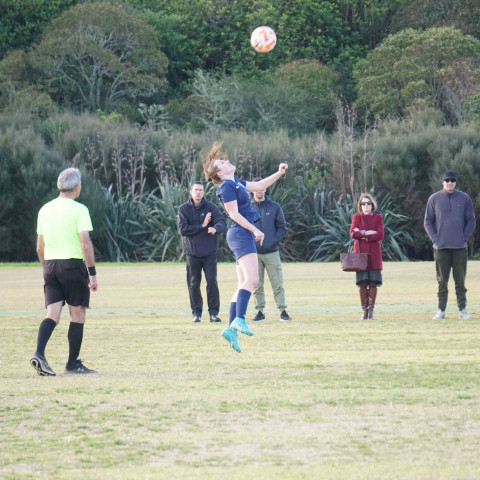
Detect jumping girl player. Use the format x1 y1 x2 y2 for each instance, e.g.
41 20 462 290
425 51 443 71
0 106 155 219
202 142 288 353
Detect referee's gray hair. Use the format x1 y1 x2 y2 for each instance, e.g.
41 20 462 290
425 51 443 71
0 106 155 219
57 168 82 192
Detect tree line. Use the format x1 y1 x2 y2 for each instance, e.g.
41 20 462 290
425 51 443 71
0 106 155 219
0 0 479 261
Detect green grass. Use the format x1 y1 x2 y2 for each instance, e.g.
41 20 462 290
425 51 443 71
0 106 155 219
1 262 480 479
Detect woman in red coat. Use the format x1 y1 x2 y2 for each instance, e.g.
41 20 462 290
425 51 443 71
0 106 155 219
349 193 384 319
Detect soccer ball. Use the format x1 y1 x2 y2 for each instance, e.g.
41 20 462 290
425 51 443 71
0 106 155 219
250 26 277 53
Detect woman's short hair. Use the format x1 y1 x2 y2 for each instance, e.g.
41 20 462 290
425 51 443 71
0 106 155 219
202 142 226 186
357 193 377 213
57 168 82 192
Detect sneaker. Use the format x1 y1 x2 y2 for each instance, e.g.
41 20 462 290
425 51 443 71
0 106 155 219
210 314 222 323
459 309 471 319
30 352 56 376
230 317 254 336
432 310 445 320
280 310 292 321
222 327 241 353
253 311 265 322
65 359 98 374
192 316 201 323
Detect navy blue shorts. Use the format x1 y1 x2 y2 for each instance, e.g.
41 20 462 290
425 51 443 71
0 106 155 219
227 226 257 262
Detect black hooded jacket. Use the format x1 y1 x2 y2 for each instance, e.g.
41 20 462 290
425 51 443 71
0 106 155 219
177 198 226 257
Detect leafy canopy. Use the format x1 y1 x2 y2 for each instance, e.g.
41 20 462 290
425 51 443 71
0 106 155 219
32 2 169 113
354 27 480 119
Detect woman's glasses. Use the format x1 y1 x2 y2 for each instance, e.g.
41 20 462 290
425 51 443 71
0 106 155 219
360 201 372 206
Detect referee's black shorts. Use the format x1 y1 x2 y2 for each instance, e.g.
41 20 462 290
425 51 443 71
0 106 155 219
43 259 90 308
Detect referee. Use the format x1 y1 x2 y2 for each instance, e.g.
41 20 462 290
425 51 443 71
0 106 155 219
30 168 98 376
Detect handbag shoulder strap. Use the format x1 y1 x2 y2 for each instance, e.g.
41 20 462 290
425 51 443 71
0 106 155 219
347 213 365 253
349 219 361 254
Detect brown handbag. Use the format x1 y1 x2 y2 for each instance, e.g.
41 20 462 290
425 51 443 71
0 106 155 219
340 237 369 272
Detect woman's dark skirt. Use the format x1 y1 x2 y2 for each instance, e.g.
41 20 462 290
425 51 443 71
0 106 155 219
356 269 383 286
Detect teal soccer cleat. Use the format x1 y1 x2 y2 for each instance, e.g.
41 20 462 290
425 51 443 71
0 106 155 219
230 317 254 336
222 327 241 353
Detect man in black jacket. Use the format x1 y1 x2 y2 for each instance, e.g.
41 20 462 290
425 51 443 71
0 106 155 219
251 178 292 322
177 182 226 322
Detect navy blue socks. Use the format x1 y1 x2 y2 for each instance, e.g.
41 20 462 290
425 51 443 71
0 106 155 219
235 289 251 321
229 302 237 326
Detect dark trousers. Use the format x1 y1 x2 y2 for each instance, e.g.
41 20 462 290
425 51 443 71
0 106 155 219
434 248 468 310
186 254 219 317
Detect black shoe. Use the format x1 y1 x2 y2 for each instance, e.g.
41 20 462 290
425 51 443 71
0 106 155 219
192 316 201 322
65 359 97 374
210 314 221 322
280 310 292 321
253 311 265 322
30 352 56 376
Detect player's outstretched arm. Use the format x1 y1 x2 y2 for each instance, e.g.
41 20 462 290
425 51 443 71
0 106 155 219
246 163 288 192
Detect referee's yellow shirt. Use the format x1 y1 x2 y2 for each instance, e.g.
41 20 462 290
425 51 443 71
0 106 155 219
37 198 93 260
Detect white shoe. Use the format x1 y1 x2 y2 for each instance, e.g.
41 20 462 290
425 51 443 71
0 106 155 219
459 309 471 319
432 310 445 320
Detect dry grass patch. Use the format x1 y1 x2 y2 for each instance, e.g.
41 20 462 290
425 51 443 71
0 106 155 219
1 262 479 479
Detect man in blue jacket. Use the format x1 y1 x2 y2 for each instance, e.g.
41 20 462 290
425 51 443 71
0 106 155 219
178 182 226 322
250 178 292 322
424 170 476 320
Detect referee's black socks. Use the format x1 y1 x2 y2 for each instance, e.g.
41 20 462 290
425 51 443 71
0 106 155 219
36 318 57 356
67 322 84 366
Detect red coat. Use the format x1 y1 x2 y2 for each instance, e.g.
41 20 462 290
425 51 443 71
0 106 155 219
349 213 384 270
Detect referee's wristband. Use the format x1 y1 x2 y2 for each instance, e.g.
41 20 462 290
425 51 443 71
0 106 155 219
88 266 97 276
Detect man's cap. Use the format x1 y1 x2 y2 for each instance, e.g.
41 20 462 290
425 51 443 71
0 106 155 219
443 170 457 181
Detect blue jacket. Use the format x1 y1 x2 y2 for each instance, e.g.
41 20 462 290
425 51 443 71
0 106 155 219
177 198 226 257
251 195 286 254
424 188 476 249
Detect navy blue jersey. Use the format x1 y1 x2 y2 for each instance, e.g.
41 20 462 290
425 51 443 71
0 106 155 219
216 177 261 227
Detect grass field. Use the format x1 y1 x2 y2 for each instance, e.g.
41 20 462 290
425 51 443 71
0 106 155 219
1 262 480 479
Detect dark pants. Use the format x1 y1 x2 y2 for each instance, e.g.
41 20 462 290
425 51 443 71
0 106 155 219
186 254 219 317
434 248 468 310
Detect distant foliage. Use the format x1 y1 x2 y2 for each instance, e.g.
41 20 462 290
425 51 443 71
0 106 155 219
339 0 403 49
307 193 414 262
354 27 480 122
134 0 365 99
0 113 105 261
390 0 480 40
372 110 480 257
185 60 340 135
0 0 78 60
0 3 169 114
1 109 479 262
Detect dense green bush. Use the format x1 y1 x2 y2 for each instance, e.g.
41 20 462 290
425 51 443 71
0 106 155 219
172 60 340 136
0 0 79 60
0 113 105 261
307 193 414 262
390 0 480 40
2 109 479 262
354 27 480 122
0 3 169 115
134 0 364 99
371 110 480 256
